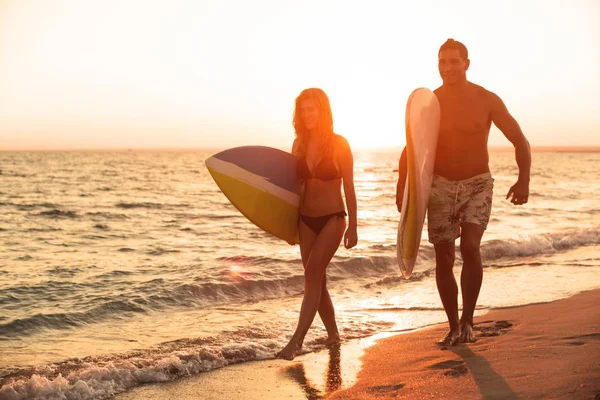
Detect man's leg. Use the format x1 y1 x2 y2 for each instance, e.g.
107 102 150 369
427 174 462 345
458 222 485 342
457 173 494 342
434 241 460 345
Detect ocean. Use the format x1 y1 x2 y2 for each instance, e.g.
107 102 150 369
1 149 599 400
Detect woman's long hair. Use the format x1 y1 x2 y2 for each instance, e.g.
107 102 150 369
292 88 335 157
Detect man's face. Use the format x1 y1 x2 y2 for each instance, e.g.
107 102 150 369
438 49 470 85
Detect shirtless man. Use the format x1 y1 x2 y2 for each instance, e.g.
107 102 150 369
396 39 531 345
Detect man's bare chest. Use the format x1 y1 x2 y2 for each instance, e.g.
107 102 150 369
438 97 491 137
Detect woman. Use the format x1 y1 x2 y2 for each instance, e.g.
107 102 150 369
276 88 358 360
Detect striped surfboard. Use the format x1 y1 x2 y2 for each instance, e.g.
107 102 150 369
205 146 301 244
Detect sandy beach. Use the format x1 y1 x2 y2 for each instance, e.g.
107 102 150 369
117 289 599 400
330 289 599 400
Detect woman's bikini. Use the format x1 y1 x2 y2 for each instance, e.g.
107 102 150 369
297 155 346 235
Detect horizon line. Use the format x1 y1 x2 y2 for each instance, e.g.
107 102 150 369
1 145 600 153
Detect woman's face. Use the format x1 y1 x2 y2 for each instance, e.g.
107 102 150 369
299 99 319 132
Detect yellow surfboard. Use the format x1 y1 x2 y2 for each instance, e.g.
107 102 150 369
397 88 441 278
205 146 301 244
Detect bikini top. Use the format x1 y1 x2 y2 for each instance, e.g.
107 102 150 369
297 155 341 181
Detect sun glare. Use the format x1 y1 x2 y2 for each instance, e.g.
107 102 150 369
229 265 243 277
332 90 409 150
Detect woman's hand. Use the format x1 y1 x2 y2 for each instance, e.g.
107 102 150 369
343 225 358 249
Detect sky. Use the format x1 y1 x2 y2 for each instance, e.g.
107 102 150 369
0 0 599 150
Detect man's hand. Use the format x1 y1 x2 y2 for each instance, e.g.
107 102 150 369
506 179 529 205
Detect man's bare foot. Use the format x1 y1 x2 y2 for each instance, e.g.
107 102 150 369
459 323 477 343
324 334 341 347
437 329 460 346
276 341 301 361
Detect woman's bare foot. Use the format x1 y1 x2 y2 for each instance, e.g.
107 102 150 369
459 323 477 343
276 341 302 361
324 334 341 347
437 328 460 346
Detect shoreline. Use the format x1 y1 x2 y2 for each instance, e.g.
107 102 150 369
117 289 600 400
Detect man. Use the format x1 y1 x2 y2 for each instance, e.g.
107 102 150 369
396 39 531 346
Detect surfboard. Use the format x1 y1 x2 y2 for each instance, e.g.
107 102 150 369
205 146 301 244
397 88 441 278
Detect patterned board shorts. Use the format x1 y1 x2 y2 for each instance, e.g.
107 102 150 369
427 173 494 244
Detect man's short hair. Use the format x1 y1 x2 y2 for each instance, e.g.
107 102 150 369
439 39 468 59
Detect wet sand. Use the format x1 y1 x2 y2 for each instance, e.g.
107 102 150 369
117 289 599 400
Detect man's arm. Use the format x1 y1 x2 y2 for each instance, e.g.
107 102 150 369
489 92 531 205
396 147 408 212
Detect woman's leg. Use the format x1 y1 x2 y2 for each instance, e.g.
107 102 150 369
276 217 346 360
296 219 341 343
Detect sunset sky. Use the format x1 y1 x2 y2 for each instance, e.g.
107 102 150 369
0 0 598 150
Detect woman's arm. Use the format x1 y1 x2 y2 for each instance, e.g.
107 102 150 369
338 136 358 249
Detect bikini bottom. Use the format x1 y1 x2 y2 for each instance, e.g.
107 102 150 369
299 211 346 235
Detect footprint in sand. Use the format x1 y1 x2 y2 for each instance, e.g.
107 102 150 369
563 332 600 347
366 383 405 395
429 360 469 378
474 320 514 338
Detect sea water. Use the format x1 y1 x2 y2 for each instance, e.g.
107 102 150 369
1 149 598 399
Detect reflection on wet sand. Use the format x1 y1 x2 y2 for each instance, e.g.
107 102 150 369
282 344 342 399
